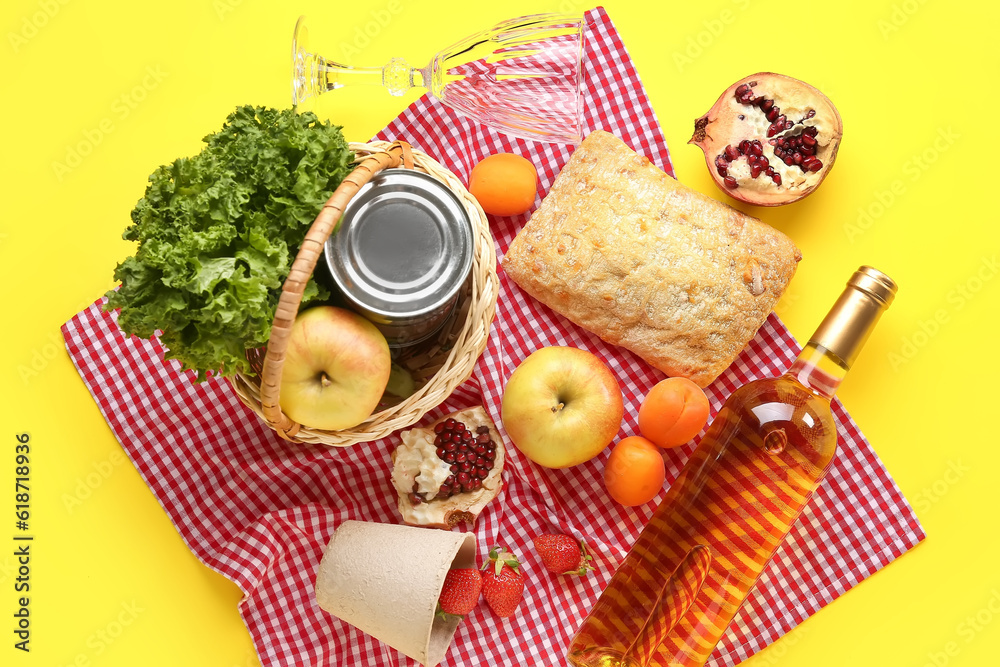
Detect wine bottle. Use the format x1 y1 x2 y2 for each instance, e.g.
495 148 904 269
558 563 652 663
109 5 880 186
568 266 897 667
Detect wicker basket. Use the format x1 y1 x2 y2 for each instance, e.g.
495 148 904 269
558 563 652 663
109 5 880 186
229 140 498 447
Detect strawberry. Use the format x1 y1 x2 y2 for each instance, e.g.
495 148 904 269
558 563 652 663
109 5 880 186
532 533 594 576
480 546 525 617
437 568 482 618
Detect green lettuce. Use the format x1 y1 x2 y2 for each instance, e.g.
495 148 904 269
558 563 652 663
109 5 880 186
105 105 354 380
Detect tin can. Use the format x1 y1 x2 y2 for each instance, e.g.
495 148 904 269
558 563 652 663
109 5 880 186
323 168 474 349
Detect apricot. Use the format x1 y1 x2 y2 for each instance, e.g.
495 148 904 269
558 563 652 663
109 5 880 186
468 153 537 217
637 377 711 449
604 436 665 507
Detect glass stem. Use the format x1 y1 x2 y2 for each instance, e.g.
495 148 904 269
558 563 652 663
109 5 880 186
316 58 387 90
313 56 425 97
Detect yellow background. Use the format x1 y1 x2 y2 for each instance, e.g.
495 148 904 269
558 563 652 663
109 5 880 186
1 0 997 665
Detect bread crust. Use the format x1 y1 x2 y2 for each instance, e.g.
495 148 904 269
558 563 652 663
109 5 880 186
390 407 504 530
501 130 801 387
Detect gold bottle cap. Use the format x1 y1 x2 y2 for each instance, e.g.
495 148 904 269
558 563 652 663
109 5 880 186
809 266 897 368
849 265 897 307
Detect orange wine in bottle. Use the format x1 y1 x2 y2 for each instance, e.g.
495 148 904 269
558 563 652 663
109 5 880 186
568 266 896 667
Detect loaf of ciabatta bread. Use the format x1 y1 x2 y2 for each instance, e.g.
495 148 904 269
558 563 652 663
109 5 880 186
501 130 801 387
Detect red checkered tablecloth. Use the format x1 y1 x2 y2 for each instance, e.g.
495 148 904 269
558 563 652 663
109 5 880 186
63 7 924 666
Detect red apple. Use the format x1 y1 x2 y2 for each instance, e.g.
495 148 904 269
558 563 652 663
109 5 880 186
279 306 392 430
501 346 624 468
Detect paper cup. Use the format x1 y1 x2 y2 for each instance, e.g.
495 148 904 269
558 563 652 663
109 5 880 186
314 520 476 667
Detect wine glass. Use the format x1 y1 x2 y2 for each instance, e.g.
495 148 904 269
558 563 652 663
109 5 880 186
291 13 586 144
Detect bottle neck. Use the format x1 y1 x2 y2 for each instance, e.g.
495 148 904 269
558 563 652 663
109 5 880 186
787 266 897 399
786 343 849 400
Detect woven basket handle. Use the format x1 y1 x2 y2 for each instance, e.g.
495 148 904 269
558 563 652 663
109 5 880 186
260 140 415 439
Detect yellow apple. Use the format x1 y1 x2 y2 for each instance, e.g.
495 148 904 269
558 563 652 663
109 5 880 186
279 306 391 430
501 346 624 468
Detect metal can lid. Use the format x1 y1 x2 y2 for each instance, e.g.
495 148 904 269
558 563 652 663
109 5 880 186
323 168 473 321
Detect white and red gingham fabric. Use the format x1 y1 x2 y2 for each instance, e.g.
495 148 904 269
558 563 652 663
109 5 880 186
63 7 924 666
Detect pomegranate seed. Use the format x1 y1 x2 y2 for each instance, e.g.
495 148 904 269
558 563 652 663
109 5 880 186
457 472 470 485
760 99 774 112
717 165 728 177
766 107 779 122
805 126 818 137
750 164 762 179
759 157 769 168
455 452 468 463
445 441 457 452
738 140 750 154
476 426 490 434
443 452 456 463
735 83 749 96
484 450 495 461
793 153 803 165
450 463 460 473
476 466 491 478
805 109 816 119
434 423 445 433
807 159 823 172
436 447 446 458
459 461 473 473
784 120 794 131
724 176 738 188
444 418 456 429
802 134 817 147
476 456 488 467
725 145 739 161
715 155 728 170
750 141 763 157
772 173 782 185
477 434 490 444
767 125 779 138
783 155 794 166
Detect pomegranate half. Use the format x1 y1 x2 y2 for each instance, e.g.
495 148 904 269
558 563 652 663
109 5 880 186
689 72 843 206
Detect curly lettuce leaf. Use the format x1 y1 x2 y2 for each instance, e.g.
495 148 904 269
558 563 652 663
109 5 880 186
105 106 353 380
